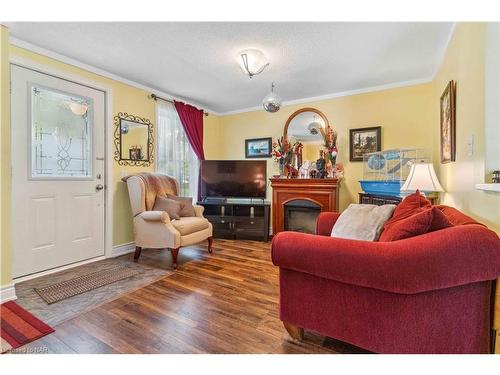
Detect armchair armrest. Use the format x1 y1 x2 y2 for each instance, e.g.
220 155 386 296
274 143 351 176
316 212 341 236
193 204 205 218
272 224 500 294
137 210 171 223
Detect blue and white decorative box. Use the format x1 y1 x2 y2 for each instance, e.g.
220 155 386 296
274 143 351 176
359 148 430 196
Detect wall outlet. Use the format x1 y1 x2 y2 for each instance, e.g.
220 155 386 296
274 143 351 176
467 134 474 157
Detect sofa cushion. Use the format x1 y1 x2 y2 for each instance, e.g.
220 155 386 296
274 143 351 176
152 196 182 220
386 190 432 224
380 207 452 241
331 203 396 241
435 205 483 226
172 216 210 236
380 190 432 241
167 195 196 217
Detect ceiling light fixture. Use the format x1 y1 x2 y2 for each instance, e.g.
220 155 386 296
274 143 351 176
238 49 269 78
68 101 88 116
262 82 282 113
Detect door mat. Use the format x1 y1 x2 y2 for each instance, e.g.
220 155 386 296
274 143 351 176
34 265 140 304
1 301 54 353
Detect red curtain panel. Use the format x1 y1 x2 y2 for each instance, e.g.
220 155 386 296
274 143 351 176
174 101 205 200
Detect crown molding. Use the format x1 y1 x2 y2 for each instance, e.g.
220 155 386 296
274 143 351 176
8 36 219 114
218 77 433 116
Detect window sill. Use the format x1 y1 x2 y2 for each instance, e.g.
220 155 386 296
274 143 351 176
475 183 500 193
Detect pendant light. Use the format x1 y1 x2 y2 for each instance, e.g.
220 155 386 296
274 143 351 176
308 115 322 135
262 82 282 113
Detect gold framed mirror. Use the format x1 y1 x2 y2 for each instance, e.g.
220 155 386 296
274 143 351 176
283 108 329 172
283 107 329 142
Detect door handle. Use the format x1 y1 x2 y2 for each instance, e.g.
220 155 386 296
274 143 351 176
96 184 104 191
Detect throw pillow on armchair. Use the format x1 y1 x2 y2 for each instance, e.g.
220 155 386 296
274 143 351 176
152 196 183 220
167 194 196 217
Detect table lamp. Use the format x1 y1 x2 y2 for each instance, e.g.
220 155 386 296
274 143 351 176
401 163 444 195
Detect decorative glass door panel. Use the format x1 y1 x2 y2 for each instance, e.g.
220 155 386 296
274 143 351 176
31 85 93 178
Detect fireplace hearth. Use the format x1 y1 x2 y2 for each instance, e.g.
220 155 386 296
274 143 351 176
270 178 340 235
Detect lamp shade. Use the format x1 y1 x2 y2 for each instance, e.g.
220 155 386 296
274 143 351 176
401 163 444 193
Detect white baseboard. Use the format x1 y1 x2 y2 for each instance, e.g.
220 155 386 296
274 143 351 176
13 256 106 284
111 241 136 257
0 283 17 302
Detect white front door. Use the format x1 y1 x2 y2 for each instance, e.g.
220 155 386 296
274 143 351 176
11 65 106 278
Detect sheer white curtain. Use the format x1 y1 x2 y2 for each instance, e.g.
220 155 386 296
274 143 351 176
156 101 199 200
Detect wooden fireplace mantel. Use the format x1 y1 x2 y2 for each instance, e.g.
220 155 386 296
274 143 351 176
270 178 340 235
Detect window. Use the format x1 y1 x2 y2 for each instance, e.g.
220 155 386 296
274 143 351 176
31 85 93 178
156 101 199 199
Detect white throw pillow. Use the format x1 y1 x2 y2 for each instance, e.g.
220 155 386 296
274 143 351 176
331 203 396 241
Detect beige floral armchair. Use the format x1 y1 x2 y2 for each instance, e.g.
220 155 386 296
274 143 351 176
123 173 213 269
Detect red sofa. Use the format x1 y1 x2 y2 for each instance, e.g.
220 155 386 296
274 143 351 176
272 206 500 353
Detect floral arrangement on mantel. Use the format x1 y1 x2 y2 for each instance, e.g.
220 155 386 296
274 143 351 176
324 126 338 178
272 136 296 176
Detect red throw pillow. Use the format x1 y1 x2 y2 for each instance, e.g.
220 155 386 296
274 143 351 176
379 190 432 241
379 207 452 241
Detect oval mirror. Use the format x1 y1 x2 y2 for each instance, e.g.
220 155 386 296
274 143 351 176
283 108 329 171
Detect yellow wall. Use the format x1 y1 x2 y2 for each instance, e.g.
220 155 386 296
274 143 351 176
1 26 12 286
217 83 434 212
10 45 157 248
433 23 500 233
0 36 218 287
203 113 222 159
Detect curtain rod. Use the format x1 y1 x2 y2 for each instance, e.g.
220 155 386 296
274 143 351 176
150 93 209 116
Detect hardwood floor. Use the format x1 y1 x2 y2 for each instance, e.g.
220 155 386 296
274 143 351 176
15 239 368 354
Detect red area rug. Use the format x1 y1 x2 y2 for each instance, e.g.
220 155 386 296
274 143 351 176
1 301 54 353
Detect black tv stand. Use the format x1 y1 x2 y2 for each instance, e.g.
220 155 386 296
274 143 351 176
198 199 271 242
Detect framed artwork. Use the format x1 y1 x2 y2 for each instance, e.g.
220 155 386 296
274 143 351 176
245 137 272 158
440 80 456 163
349 126 382 162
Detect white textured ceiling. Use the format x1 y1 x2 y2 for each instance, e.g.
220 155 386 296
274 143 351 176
6 22 454 114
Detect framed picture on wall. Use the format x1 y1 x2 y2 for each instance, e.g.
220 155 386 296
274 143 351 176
349 126 382 161
245 137 272 158
440 80 456 163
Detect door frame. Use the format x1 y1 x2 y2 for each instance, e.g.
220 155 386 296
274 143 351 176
9 56 115 281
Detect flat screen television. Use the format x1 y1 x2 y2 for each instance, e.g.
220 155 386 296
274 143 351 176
201 160 267 199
